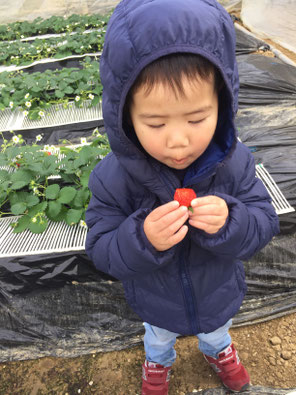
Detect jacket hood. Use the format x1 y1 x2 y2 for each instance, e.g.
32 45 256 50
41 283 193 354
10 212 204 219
100 0 239 184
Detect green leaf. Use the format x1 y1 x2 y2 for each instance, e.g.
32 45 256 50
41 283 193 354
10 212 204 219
50 204 67 222
1 181 10 190
0 190 7 205
10 169 32 184
26 194 39 207
11 202 27 215
65 208 83 225
45 184 60 200
28 110 40 120
91 95 100 106
80 169 91 188
55 89 65 98
78 146 93 164
28 215 48 233
58 186 76 204
0 170 9 181
64 86 74 94
11 180 28 190
27 201 48 217
46 200 62 219
73 188 89 208
12 215 31 233
0 153 7 166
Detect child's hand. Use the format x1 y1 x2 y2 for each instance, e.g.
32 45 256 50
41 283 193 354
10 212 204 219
144 201 189 251
188 196 229 234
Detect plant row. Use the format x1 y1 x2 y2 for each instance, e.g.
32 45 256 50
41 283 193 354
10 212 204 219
0 130 110 233
0 57 102 120
0 30 105 67
0 13 110 42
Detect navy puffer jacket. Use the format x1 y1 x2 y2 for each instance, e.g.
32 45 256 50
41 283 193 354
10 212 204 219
85 0 279 335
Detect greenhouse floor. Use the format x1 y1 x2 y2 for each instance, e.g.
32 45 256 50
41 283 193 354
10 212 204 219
0 312 295 394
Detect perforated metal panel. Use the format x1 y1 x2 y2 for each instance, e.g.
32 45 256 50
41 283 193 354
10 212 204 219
255 163 294 215
0 100 102 132
0 216 87 258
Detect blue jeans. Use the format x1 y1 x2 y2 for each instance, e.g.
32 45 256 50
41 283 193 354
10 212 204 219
144 319 232 367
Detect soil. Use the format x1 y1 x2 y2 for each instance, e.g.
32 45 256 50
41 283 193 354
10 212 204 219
0 313 295 394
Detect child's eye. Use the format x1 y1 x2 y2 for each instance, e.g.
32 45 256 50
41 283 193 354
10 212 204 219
147 124 165 129
189 119 205 124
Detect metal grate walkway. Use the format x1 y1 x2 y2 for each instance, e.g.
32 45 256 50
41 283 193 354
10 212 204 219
0 162 294 258
256 163 294 215
0 216 87 258
0 99 102 131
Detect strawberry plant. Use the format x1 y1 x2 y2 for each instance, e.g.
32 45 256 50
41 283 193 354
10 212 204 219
0 57 102 120
0 30 105 67
0 13 110 42
0 129 110 233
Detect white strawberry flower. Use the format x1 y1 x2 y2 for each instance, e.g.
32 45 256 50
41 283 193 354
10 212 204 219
80 138 87 145
25 101 31 108
25 93 30 99
36 134 43 141
44 145 50 151
23 110 28 116
31 217 37 223
9 101 14 108
88 93 94 100
12 136 19 143
75 95 80 102
79 220 87 228
38 110 45 117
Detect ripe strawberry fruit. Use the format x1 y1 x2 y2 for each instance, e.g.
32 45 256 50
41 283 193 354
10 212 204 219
174 188 196 212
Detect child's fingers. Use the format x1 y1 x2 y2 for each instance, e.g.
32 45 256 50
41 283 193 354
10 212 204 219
157 206 188 232
190 204 221 216
148 200 179 221
188 219 219 234
168 224 188 246
191 196 218 207
161 210 189 236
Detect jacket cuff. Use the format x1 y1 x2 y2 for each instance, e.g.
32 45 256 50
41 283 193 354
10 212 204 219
189 192 249 256
117 208 178 273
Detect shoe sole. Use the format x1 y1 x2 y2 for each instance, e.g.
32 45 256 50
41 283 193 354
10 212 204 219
224 382 251 393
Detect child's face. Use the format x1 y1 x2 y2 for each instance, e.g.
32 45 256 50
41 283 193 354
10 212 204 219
130 74 219 169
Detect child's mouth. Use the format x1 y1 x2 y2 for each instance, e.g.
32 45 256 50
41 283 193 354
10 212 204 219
172 158 187 165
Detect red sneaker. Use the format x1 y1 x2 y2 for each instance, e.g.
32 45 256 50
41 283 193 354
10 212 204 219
142 360 172 395
203 343 250 392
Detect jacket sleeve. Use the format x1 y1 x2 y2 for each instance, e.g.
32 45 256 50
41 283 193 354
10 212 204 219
189 147 280 260
85 167 177 281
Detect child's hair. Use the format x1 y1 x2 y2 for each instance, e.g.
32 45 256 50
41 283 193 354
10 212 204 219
124 53 223 116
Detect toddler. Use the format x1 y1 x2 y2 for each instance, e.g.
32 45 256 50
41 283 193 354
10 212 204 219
85 0 279 393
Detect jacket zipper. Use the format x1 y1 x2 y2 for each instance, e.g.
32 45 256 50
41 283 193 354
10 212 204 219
158 170 200 334
179 241 199 334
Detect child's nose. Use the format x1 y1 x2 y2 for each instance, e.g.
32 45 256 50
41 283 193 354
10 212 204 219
167 131 189 149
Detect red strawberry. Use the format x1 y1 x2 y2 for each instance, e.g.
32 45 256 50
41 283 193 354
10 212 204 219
174 188 196 212
16 162 21 168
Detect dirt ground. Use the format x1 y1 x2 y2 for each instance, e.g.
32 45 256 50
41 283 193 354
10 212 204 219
0 312 295 395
